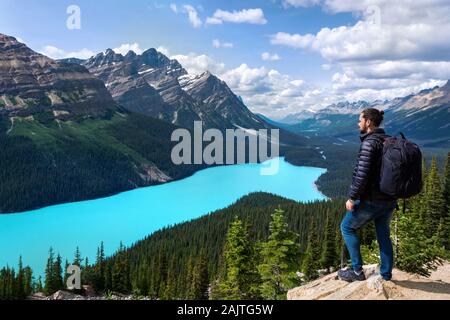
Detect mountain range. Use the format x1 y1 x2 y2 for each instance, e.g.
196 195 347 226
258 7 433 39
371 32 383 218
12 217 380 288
61 48 269 131
0 33 313 213
279 89 450 147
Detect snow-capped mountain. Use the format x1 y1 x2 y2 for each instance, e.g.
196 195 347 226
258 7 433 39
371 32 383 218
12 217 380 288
178 71 268 129
280 85 450 147
78 49 270 131
279 101 384 124
382 81 450 145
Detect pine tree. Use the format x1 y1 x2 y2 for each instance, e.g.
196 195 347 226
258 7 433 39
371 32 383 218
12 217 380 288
23 266 33 297
146 259 157 298
73 246 82 267
302 220 320 281
104 264 113 292
111 242 131 293
189 250 209 300
16 256 25 299
44 247 55 295
320 213 337 273
441 153 450 252
53 254 64 291
184 256 194 299
209 249 227 300
35 276 43 293
423 157 446 236
63 259 70 286
156 247 168 298
162 256 176 300
335 226 346 268
396 203 442 277
94 241 106 292
43 248 64 296
217 217 260 299
258 208 300 300
412 158 428 222
443 152 450 209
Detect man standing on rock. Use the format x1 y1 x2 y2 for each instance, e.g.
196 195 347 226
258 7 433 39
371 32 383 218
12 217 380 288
338 108 398 282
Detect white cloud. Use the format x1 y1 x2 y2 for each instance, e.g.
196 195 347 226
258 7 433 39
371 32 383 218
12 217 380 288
40 45 95 59
321 0 450 25
270 32 315 49
282 0 321 8
212 39 234 49
170 3 178 13
205 17 223 25
261 52 281 61
183 5 202 28
273 22 450 62
165 50 318 117
157 46 171 56
333 79 447 103
268 0 450 110
206 8 267 25
170 52 226 75
218 63 325 117
271 1 450 62
341 60 450 81
145 1 450 118
113 43 143 55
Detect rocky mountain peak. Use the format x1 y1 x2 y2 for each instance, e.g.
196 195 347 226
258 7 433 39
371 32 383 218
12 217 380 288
439 79 450 93
84 49 124 68
0 33 116 118
124 50 137 60
0 33 21 47
199 70 212 78
140 48 171 68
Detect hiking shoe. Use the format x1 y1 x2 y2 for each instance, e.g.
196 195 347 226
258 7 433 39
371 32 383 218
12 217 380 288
338 268 366 282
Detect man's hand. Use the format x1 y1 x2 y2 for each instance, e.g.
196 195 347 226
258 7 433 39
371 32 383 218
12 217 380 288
346 199 355 212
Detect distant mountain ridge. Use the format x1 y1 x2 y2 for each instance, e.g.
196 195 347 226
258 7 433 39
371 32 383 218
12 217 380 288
278 101 383 124
277 86 450 147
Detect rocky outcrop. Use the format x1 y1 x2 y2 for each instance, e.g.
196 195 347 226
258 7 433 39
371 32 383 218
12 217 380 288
0 33 117 119
29 285 152 300
288 262 450 300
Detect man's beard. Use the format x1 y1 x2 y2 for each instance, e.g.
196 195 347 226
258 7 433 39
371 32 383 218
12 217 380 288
360 128 367 134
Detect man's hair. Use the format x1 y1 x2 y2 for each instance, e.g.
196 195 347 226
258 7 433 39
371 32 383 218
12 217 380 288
361 108 384 127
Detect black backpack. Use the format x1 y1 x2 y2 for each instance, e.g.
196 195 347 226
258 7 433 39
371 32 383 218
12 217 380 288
379 132 423 199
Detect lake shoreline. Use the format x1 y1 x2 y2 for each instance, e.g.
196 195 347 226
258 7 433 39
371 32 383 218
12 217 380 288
0 157 327 276
1 156 328 215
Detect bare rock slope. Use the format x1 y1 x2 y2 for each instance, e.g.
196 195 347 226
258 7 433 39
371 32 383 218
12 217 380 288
288 263 450 300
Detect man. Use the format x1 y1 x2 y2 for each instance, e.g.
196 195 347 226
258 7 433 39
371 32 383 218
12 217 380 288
338 108 398 282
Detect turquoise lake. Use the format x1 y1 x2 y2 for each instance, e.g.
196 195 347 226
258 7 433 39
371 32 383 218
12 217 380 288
0 157 327 276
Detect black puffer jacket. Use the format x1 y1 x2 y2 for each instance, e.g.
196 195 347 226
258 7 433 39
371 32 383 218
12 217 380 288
348 128 397 201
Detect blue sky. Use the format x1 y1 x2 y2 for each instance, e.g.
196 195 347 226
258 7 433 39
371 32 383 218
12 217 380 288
1 0 450 118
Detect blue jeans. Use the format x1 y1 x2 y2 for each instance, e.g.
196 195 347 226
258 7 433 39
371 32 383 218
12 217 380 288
340 199 397 280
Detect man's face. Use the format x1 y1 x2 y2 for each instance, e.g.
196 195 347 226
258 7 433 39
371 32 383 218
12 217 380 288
359 113 369 133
